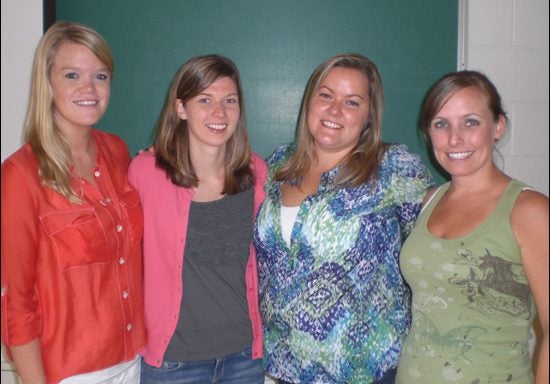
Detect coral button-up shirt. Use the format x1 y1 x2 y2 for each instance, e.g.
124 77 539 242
1 130 146 384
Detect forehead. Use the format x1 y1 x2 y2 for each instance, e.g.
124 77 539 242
200 76 238 93
51 41 102 69
439 86 489 113
321 66 369 94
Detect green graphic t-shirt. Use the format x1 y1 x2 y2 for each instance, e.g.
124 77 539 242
397 180 535 384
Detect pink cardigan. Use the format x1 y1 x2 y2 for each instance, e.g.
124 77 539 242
128 151 267 367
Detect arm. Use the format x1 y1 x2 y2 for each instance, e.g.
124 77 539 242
9 339 47 384
1 159 45 382
511 190 549 384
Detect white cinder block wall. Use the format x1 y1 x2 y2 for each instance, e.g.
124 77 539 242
466 0 549 196
1 1 548 383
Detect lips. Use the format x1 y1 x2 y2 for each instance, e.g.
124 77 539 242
74 100 98 106
206 123 228 131
447 151 474 160
321 120 343 129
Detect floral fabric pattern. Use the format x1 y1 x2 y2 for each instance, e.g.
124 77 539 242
254 143 433 383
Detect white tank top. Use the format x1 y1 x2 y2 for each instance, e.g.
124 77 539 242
280 205 300 247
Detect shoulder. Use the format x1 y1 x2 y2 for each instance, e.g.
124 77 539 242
266 143 294 166
251 152 268 177
128 151 169 192
381 143 433 180
2 145 38 179
2 145 36 168
128 151 157 177
94 129 128 152
511 188 548 228
383 143 420 163
94 129 131 166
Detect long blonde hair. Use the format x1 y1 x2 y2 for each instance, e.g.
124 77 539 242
276 53 386 187
154 54 254 194
24 21 114 202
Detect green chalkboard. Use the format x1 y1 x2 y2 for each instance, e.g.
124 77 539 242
57 0 458 181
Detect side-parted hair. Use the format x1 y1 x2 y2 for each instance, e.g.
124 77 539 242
24 21 114 203
419 70 508 143
154 54 254 194
275 52 386 187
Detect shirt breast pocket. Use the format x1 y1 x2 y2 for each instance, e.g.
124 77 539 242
40 208 112 270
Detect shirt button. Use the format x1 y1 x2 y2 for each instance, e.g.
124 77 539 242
122 290 129 299
119 257 125 265
116 225 123 232
94 170 101 178
105 197 112 204
126 323 133 331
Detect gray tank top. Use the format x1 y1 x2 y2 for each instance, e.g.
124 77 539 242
164 188 254 361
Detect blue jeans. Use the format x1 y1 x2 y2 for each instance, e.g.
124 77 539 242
141 346 264 384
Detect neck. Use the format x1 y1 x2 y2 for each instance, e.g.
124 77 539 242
190 146 226 182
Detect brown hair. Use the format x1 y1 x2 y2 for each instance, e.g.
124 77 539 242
153 54 254 193
419 70 508 143
276 53 386 187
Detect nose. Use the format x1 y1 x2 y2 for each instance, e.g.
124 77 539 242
211 101 226 117
448 126 464 146
327 100 343 116
79 75 97 92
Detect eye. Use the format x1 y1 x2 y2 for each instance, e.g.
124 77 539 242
346 100 360 107
65 72 79 79
197 98 211 104
319 92 331 99
96 73 110 81
224 97 239 105
465 118 480 127
432 119 448 129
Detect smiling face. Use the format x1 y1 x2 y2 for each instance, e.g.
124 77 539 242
429 86 505 179
177 76 240 152
306 67 371 157
49 41 111 134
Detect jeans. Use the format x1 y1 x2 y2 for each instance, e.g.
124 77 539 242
141 346 264 384
277 367 396 384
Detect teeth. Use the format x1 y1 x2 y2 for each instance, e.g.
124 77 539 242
206 123 227 130
321 120 342 129
448 151 473 160
75 100 97 106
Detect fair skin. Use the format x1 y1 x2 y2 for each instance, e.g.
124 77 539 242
282 67 370 206
52 41 110 184
10 42 111 384
426 86 548 383
176 76 240 202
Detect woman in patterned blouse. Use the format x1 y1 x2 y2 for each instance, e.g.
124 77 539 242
254 53 434 384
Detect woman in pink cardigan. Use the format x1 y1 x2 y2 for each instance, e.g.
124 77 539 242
128 54 267 383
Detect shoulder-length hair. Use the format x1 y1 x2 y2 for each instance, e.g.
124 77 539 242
154 54 254 194
24 21 114 203
276 52 386 187
419 70 508 144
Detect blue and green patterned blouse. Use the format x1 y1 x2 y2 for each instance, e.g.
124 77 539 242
254 143 434 384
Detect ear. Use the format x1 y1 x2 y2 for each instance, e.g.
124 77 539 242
176 99 187 120
494 114 506 140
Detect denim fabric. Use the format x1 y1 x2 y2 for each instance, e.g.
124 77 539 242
141 346 264 384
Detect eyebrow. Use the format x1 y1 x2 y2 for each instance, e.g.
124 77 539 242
318 85 365 99
197 92 239 98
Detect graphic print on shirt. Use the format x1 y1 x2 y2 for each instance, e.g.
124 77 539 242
413 311 487 364
448 247 531 318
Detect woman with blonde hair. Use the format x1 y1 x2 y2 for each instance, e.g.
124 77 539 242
254 53 434 383
1 21 146 383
